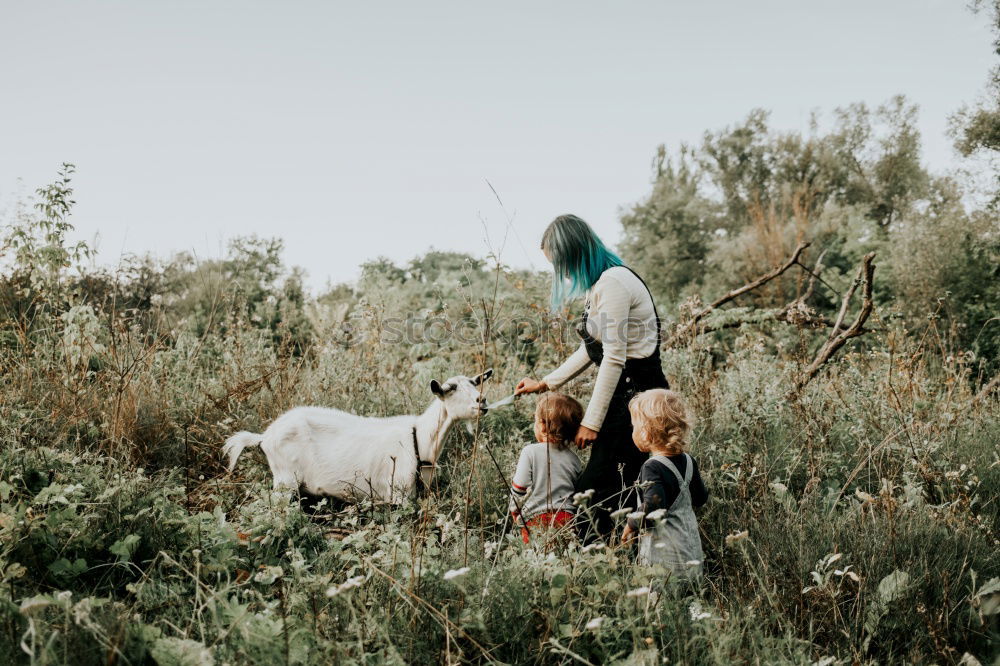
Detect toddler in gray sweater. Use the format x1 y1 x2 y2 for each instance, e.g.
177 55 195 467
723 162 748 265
509 393 584 543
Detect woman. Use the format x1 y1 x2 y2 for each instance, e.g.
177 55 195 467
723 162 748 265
515 214 669 541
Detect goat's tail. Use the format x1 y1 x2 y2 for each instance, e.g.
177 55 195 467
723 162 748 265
222 431 263 473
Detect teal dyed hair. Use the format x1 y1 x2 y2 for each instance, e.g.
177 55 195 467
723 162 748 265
541 214 624 309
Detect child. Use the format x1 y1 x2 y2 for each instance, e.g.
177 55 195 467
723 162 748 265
509 393 584 544
621 389 707 580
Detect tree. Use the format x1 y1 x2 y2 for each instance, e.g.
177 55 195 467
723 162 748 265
619 146 721 304
953 1 1000 157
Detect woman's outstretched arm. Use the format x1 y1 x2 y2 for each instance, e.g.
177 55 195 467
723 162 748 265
541 343 592 390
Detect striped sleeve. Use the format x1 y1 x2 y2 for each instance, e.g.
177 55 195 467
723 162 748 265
581 274 630 431
508 446 533 515
542 343 593 391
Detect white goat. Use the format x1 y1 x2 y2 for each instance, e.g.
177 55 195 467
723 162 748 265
222 370 492 502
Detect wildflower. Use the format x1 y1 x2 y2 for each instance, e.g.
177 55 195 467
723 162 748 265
19 597 51 615
627 511 646 524
688 600 712 621
626 586 651 598
724 530 749 546
443 567 470 581
645 508 666 521
572 489 595 506
254 566 283 585
581 542 605 553
585 617 605 631
610 507 632 521
326 575 364 597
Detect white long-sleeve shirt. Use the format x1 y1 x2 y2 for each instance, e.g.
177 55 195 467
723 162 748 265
542 266 658 431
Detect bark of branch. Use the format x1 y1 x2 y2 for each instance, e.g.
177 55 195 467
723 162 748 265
798 249 827 305
795 252 876 390
689 305 843 338
667 241 811 346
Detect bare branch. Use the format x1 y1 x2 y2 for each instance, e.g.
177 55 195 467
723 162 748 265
798 249 827 304
796 252 876 390
667 241 811 345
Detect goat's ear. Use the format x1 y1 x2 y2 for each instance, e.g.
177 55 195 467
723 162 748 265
473 368 494 386
430 380 445 398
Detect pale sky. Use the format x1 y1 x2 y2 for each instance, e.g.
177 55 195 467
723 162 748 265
1 1 993 289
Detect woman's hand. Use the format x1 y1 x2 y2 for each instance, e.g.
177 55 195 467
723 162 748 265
574 425 598 449
621 523 635 545
515 377 548 396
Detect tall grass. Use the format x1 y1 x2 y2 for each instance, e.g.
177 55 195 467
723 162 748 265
0 184 997 664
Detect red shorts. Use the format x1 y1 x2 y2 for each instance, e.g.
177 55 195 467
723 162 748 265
519 510 574 544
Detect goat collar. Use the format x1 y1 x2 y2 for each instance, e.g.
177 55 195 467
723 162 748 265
412 425 435 493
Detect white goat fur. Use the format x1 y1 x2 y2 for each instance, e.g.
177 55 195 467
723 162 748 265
222 372 491 502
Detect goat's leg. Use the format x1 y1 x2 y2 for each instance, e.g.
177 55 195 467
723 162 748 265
271 471 299 490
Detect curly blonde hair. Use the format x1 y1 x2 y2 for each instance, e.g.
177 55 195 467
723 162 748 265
628 389 691 455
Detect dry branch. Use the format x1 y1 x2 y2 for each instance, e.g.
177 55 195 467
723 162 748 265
666 241 811 346
663 243 878 391
677 248 880 340
796 252 876 390
799 249 827 304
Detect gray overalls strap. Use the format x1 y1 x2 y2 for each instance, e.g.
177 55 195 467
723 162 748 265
637 454 705 581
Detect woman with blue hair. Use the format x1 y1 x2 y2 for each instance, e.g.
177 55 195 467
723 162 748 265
516 214 669 542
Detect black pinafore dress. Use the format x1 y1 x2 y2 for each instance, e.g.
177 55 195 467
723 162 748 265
575 266 669 538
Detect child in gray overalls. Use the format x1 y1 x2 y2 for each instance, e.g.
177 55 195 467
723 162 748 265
621 389 708 581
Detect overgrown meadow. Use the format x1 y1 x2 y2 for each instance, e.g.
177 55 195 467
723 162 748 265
2 99 999 665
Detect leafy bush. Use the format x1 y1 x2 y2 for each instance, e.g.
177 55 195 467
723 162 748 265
2 108 999 664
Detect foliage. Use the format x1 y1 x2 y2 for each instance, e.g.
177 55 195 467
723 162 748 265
3 41 1000 661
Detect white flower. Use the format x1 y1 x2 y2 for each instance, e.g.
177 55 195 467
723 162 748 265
443 567 470 581
688 600 712 621
627 511 646 523
645 508 666 521
572 489 595 506
585 617 605 630
19 597 51 615
581 542 605 553
253 566 284 585
610 507 632 521
326 575 365 597
626 586 651 598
